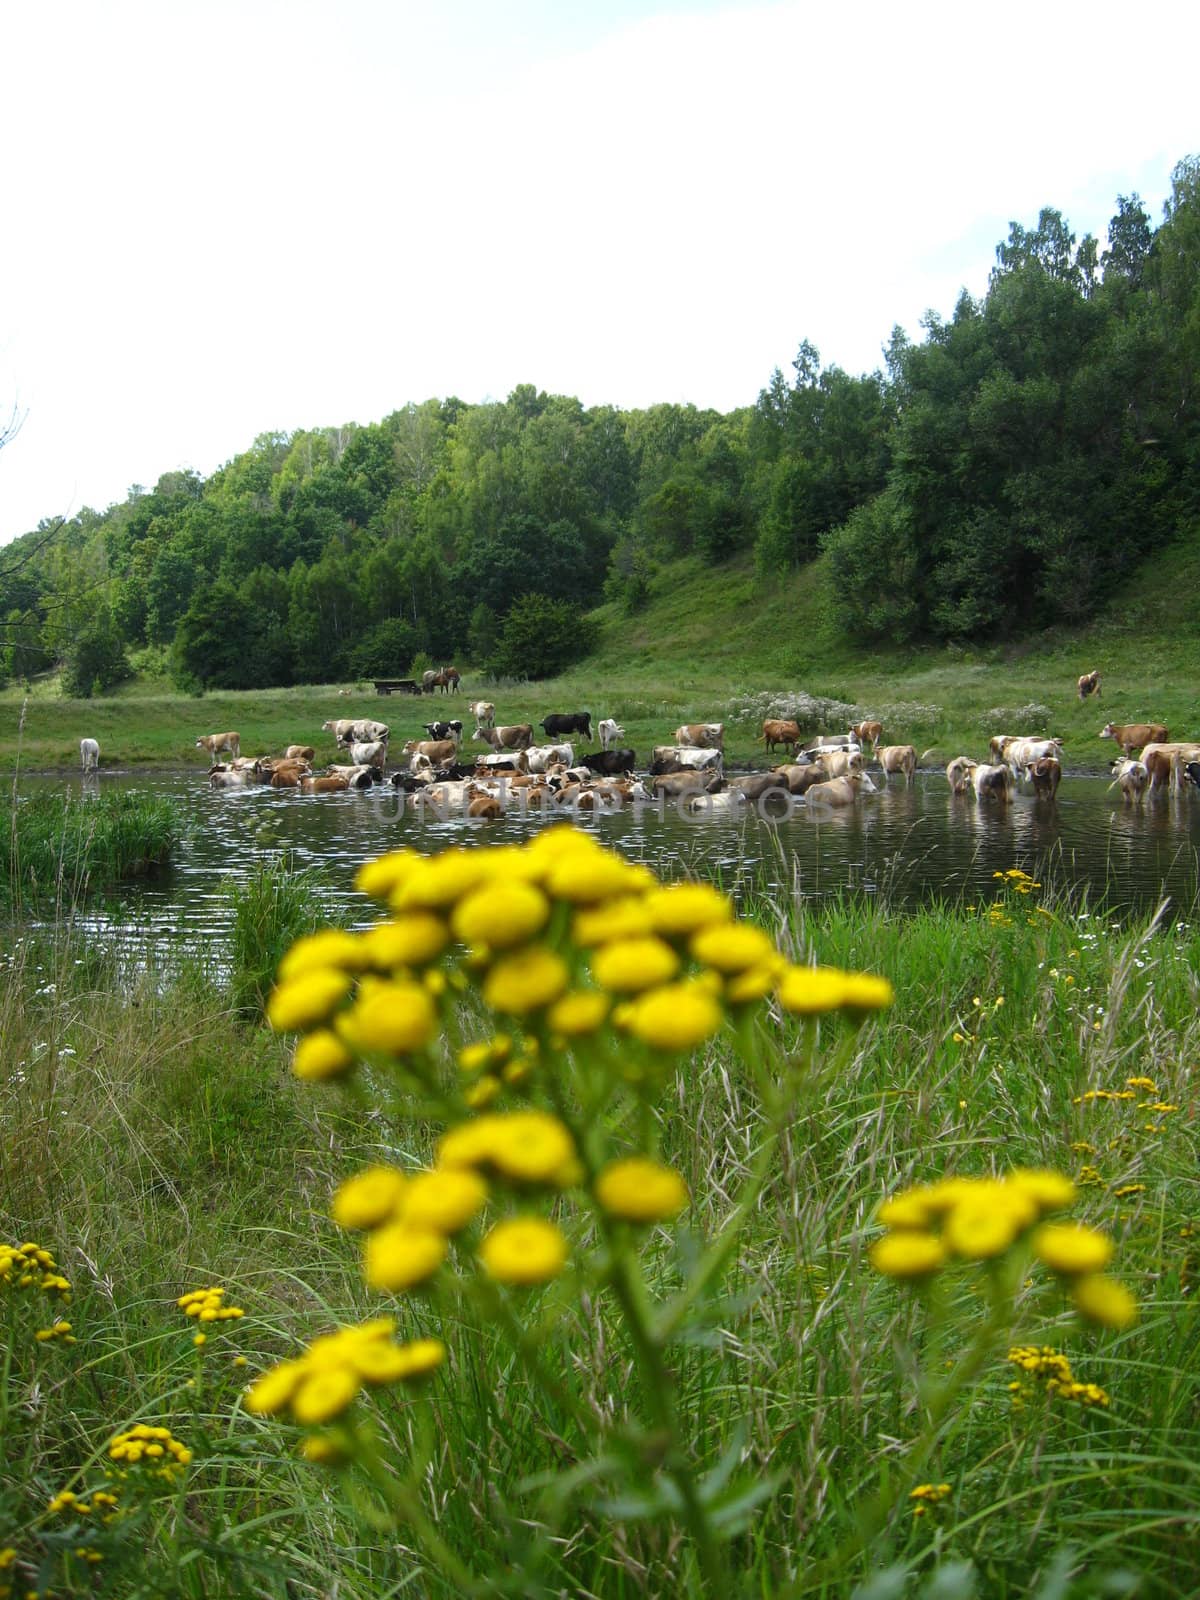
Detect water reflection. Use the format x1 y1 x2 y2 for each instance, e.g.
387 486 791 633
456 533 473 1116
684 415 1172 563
21 769 1200 965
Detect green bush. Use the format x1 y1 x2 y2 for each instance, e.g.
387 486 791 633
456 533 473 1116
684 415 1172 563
489 593 597 680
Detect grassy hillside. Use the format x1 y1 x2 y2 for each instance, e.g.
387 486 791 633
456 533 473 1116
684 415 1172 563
3 532 1199 775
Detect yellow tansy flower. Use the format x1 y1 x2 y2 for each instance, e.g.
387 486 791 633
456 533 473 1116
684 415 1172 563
690 922 777 974
595 1157 689 1223
277 929 364 979
354 850 419 901
331 1166 408 1231
401 1169 488 1233
546 990 610 1036
267 969 353 1033
591 937 681 993
479 1217 568 1284
349 981 437 1055
358 915 449 970
292 1029 354 1082
869 1232 946 1278
1070 1273 1138 1329
482 948 569 1014
625 980 722 1051
642 882 733 937
776 965 850 1014
452 882 551 950
364 1224 447 1291
1034 1222 1114 1276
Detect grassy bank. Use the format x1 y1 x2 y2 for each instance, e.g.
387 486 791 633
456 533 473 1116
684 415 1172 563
2 863 1197 1597
4 536 1200 779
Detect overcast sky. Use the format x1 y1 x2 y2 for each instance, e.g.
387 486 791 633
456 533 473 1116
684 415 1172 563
1 0 1196 544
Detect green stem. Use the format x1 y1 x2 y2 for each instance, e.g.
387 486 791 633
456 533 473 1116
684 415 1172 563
605 1246 728 1594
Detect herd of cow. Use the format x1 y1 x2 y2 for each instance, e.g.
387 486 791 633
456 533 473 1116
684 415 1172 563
189 684 1200 817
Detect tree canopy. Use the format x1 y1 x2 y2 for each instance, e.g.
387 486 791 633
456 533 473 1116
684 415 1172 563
4 157 1200 687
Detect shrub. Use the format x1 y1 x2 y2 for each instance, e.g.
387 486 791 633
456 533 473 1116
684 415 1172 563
489 594 597 681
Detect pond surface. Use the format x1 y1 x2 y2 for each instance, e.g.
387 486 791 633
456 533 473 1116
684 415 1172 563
23 767 1200 965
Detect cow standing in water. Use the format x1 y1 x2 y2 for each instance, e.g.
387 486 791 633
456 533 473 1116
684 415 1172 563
80 737 100 773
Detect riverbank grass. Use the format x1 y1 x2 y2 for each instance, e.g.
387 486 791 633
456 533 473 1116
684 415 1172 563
1 860 1197 1597
2 789 180 912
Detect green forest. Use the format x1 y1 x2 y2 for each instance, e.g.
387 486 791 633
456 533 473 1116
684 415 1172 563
3 158 1199 696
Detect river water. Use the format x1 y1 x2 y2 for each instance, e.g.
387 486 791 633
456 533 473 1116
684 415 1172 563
23 768 1200 964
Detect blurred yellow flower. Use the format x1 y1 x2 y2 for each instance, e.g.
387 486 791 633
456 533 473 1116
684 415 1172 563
267 969 352 1033
364 1224 447 1291
483 948 569 1015
626 982 722 1051
350 981 437 1055
1070 1272 1138 1329
292 1029 354 1082
595 1157 689 1223
452 882 550 950
1034 1222 1114 1276
591 937 681 993
358 915 449 970
479 1217 568 1284
331 1166 408 1231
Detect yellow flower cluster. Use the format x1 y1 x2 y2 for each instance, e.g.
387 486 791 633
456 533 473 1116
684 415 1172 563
1007 1346 1110 1409
177 1285 245 1322
992 868 1041 894
261 831 892 1397
870 1169 1137 1328
909 1482 952 1517
108 1424 193 1483
267 831 894 1086
34 1319 75 1344
245 1318 445 1426
46 1488 121 1522
0 1240 71 1297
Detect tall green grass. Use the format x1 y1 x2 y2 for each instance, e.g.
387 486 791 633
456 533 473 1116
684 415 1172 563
225 857 342 1018
1 880 1197 1596
2 790 180 913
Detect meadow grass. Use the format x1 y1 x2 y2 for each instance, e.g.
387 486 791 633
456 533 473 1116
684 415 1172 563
4 539 1200 781
2 865 1197 1598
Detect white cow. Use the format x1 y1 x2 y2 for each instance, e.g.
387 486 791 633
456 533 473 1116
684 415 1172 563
598 718 625 751
469 700 496 729
651 746 723 771
79 737 100 773
525 742 574 773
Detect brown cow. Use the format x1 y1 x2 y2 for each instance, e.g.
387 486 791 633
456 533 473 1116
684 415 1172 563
850 720 883 753
877 744 917 783
946 756 974 796
805 772 876 807
286 744 316 762
402 738 457 767
196 731 240 761
474 724 534 752
652 771 724 800
1141 741 1200 794
772 762 829 796
1025 754 1062 800
674 722 725 749
1100 722 1168 757
762 718 801 754
1077 670 1102 700
300 774 351 793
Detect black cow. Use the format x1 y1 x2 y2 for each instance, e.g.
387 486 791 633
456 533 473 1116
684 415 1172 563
580 748 635 776
1184 761 1200 790
423 720 463 742
542 712 592 741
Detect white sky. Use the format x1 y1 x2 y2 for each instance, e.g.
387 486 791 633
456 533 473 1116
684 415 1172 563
1 0 1197 544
